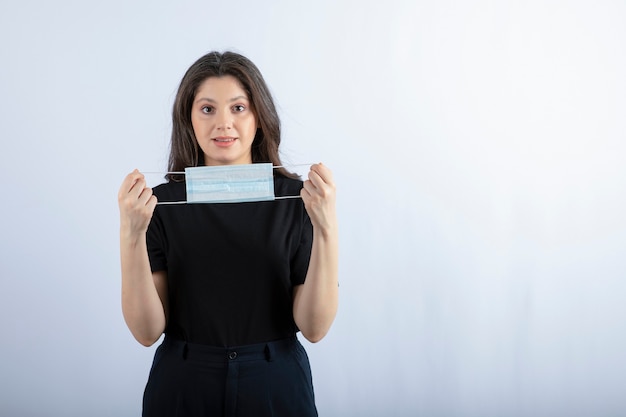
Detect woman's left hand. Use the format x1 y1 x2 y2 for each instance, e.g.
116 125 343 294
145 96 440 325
301 163 337 233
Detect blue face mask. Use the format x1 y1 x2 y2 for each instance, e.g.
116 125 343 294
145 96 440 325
185 163 275 203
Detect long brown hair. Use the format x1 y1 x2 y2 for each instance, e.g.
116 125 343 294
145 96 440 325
167 51 296 181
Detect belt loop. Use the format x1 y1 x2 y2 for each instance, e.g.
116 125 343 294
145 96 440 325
264 343 274 362
182 342 188 360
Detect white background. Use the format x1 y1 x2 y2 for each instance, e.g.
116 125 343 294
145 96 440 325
1 1 625 416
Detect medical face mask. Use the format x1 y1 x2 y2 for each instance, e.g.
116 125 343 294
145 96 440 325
154 163 303 205
185 163 274 203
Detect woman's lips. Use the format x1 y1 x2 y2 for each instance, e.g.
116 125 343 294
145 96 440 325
213 137 236 147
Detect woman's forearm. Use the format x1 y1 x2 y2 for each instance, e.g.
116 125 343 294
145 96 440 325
120 232 167 347
293 226 339 343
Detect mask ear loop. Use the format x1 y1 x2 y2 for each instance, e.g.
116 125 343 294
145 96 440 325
143 163 312 205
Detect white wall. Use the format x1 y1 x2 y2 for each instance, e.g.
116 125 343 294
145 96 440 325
1 1 625 416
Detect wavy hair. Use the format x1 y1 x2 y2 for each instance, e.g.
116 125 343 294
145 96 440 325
167 51 296 181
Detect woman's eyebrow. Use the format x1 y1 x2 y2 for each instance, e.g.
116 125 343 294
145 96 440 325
228 95 249 102
195 95 249 103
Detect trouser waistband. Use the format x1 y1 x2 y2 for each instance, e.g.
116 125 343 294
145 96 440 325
162 335 298 363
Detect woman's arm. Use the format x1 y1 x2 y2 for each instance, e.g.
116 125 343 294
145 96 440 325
293 163 339 343
118 170 168 347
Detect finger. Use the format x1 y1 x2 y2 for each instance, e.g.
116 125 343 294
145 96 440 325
147 194 158 211
307 171 335 199
119 170 144 197
128 177 148 199
300 186 315 208
308 168 334 192
301 179 317 196
137 186 154 206
124 169 143 185
310 163 334 184
306 171 320 191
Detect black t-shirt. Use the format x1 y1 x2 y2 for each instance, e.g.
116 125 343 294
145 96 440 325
146 175 313 347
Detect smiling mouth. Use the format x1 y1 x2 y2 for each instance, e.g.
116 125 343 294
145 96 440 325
214 137 236 142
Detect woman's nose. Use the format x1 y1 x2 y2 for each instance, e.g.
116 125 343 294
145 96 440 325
216 111 233 130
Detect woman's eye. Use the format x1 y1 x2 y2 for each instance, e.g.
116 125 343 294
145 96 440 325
233 105 245 112
201 106 214 114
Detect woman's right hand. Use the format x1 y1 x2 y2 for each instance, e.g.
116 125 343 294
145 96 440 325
118 169 158 237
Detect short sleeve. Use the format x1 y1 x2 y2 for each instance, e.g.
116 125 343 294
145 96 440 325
290 207 313 286
146 209 168 273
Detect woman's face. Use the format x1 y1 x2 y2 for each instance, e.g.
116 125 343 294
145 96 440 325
191 75 257 166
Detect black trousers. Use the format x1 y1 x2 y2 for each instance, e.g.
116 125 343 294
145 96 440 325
142 336 318 417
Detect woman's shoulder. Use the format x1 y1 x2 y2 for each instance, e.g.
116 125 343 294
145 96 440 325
274 174 303 186
152 180 186 202
274 174 304 194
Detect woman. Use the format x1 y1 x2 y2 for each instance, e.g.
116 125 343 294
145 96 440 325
117 51 338 416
